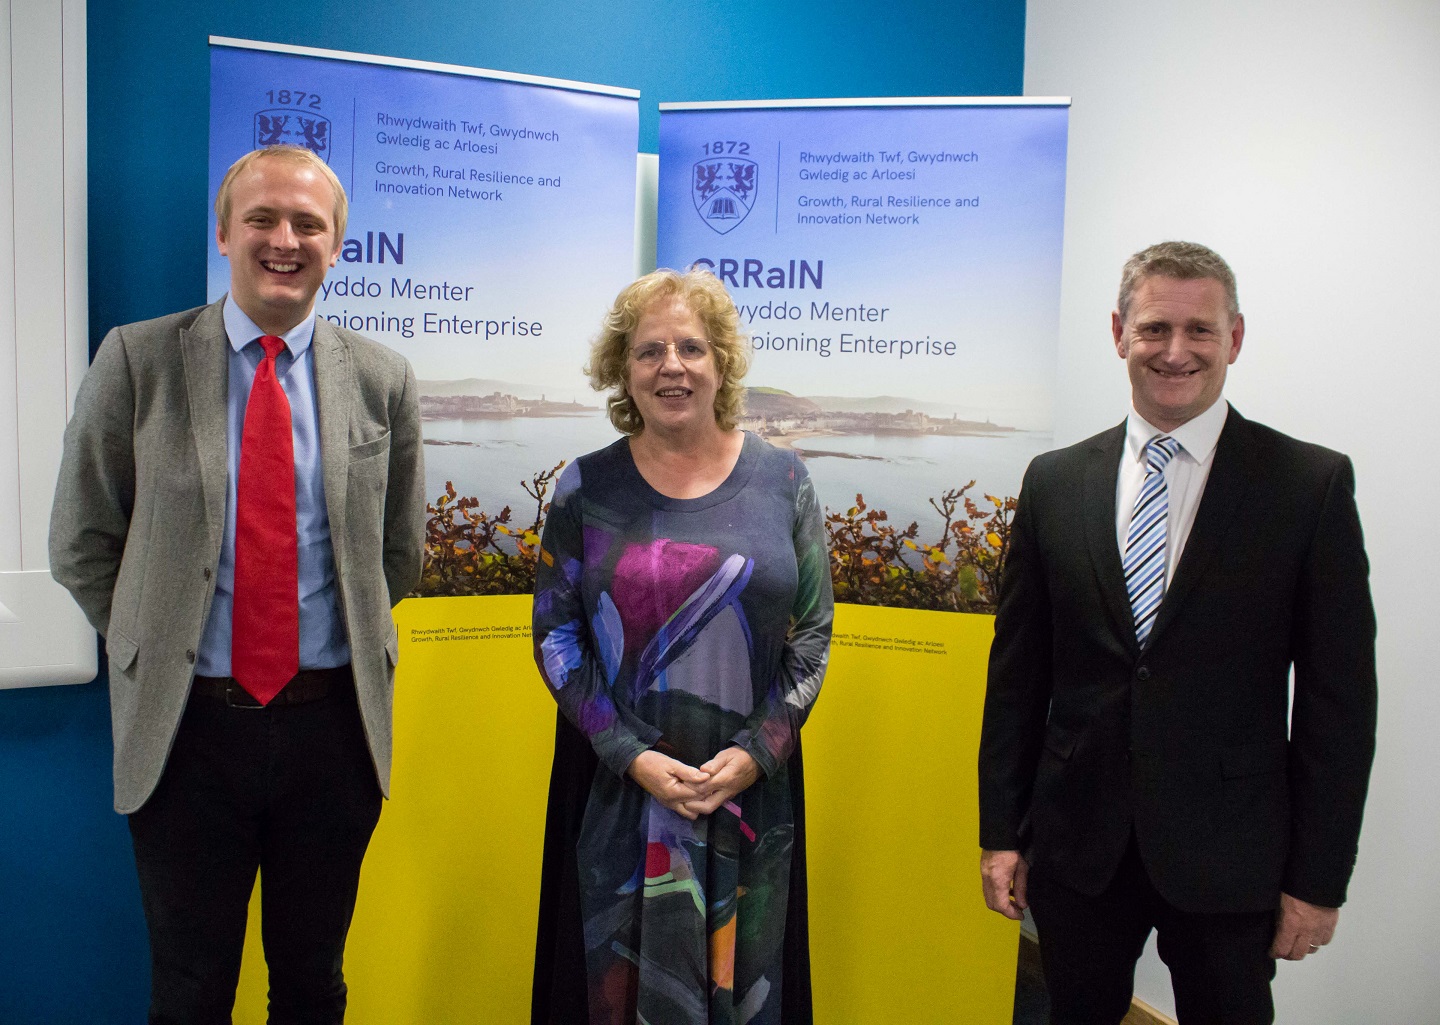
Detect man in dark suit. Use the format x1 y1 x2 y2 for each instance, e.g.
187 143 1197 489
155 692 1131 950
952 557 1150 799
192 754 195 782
50 146 424 1024
977 241 1376 1024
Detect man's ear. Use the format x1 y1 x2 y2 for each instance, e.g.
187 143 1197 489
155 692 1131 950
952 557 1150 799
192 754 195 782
216 222 229 257
1227 313 1245 365
1112 310 1127 358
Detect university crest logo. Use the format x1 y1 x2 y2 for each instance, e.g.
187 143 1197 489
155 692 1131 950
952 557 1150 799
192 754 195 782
254 108 332 161
692 157 757 235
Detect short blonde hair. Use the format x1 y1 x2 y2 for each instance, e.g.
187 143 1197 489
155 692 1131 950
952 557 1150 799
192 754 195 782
215 145 349 242
587 269 750 435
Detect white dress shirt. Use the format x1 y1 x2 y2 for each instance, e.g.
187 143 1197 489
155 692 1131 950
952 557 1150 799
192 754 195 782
1115 399 1229 588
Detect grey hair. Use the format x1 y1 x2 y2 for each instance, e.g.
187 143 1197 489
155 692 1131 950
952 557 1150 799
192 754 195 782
1118 241 1239 323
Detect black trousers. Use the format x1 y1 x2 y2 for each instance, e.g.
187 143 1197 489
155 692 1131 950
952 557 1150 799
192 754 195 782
128 674 382 1025
1028 836 1277 1025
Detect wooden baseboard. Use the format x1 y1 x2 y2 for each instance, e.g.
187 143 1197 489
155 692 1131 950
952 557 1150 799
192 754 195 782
1121 997 1177 1025
1019 933 1178 1025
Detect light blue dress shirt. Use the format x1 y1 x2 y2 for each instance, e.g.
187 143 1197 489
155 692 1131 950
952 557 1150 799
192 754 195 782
194 297 351 676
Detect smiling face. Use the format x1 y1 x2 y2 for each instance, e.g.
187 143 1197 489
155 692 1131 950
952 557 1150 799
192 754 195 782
216 156 341 335
1113 274 1244 432
625 298 722 442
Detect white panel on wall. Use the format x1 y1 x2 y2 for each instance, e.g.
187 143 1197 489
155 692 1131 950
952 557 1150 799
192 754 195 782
0 0 93 688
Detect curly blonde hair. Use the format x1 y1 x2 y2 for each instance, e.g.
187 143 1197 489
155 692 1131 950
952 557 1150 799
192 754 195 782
586 268 750 435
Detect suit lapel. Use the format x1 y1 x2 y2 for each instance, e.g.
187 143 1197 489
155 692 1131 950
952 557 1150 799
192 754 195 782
312 319 352 546
179 301 230 549
1146 407 1251 648
1081 423 1138 650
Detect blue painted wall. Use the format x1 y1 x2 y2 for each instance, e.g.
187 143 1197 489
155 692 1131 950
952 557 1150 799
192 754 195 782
1 2 1024 1021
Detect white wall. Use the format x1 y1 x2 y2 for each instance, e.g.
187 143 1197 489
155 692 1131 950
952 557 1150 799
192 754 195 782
1025 0 1440 1019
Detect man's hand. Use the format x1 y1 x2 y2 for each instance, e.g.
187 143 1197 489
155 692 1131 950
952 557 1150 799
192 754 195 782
684 747 761 817
627 750 710 820
1270 892 1339 960
981 849 1029 920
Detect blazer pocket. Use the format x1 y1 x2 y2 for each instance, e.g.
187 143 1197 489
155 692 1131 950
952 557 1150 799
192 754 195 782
1221 739 1287 779
107 628 139 673
349 431 391 463
385 621 400 667
1042 727 1077 760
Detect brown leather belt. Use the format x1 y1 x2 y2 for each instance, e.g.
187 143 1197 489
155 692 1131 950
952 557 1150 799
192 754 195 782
192 665 353 708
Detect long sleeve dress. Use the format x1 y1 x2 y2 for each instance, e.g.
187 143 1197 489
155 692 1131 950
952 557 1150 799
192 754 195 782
531 432 833 1025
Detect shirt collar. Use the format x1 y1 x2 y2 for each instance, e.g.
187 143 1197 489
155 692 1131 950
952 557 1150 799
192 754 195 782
222 294 317 357
1125 397 1229 464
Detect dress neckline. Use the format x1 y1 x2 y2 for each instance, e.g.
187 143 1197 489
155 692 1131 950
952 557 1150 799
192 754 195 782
618 431 762 511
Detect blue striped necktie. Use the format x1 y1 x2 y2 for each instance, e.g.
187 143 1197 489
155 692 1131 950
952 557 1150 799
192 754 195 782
1124 435 1181 646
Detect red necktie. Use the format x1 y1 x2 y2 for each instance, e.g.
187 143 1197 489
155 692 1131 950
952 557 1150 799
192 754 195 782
231 334 299 704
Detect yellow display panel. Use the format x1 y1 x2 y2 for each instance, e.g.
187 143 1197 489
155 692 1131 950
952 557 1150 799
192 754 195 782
234 598 1017 1022
235 595 550 1023
808 603 1019 1023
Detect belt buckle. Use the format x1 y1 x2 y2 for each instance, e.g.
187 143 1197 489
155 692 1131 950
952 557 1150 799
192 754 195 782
223 679 265 709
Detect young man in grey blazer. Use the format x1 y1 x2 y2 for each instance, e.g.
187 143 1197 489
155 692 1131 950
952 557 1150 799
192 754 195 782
978 242 1377 1024
50 145 425 1024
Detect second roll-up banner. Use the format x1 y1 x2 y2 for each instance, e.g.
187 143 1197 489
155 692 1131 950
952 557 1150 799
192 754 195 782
657 97 1070 1022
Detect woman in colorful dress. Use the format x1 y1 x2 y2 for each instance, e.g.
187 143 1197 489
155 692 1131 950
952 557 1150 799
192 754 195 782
530 268 833 1025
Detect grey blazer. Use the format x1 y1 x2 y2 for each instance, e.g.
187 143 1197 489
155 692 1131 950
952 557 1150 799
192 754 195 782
50 299 426 813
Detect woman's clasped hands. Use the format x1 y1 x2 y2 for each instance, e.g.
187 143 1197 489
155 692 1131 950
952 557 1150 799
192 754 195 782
626 747 760 820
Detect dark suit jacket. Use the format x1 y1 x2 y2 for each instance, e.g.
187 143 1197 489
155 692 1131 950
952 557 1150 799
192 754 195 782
978 406 1377 913
49 300 426 814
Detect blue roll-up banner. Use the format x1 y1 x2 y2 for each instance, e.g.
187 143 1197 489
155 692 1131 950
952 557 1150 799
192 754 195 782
658 100 1070 1019
658 99 1069 570
208 41 644 1020
209 39 639 524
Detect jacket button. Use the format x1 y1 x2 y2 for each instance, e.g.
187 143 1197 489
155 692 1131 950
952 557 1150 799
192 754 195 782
186 649 196 664
203 567 212 580
1136 666 1151 682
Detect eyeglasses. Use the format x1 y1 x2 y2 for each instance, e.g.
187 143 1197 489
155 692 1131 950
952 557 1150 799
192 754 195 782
630 338 711 366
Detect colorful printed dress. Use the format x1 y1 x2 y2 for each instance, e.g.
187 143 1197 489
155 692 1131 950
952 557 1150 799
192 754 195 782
531 432 833 1025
